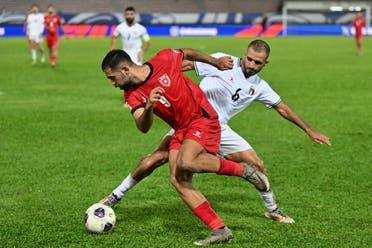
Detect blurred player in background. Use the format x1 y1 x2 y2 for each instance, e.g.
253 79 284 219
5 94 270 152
351 12 365 55
24 4 45 64
44 4 64 67
110 6 151 65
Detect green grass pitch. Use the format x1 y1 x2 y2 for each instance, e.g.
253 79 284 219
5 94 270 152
0 36 371 247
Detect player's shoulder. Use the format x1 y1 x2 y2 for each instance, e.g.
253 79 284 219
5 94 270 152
135 22 146 28
211 52 234 58
117 22 127 29
212 52 239 66
158 48 181 56
153 49 176 60
150 49 182 66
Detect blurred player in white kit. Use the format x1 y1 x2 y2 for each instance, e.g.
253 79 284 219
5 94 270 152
110 6 151 65
24 4 45 64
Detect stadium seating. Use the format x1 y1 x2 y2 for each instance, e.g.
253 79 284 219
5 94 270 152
1 0 281 13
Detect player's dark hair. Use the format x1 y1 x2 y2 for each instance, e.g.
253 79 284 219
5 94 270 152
125 6 136 12
101 49 133 71
249 40 270 56
31 3 39 9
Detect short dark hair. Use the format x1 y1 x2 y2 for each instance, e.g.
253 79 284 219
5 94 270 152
31 3 39 9
101 49 133 71
125 6 136 12
248 40 270 56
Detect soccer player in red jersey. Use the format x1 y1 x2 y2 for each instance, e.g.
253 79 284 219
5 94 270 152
44 5 63 67
351 12 366 55
101 49 270 245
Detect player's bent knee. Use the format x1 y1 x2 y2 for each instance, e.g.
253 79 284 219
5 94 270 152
142 150 168 169
176 155 200 172
169 174 184 191
169 173 193 197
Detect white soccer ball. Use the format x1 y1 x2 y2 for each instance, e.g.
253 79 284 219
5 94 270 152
84 203 116 233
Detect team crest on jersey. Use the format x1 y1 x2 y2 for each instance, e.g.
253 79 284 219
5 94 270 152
158 74 171 87
248 87 255 96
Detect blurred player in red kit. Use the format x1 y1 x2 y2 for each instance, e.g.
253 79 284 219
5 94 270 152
44 5 64 67
351 12 366 55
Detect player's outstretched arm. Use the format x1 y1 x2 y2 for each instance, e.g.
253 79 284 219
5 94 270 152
181 48 233 70
138 39 151 62
181 60 194 71
110 36 117 50
274 102 331 145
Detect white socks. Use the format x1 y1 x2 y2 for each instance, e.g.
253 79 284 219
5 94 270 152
112 174 138 199
31 48 44 63
259 190 277 211
31 48 36 62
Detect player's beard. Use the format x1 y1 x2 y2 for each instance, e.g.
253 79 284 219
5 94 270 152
126 18 135 25
118 72 135 91
243 67 258 78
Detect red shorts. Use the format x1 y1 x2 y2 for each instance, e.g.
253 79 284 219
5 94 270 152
46 35 59 48
169 117 221 155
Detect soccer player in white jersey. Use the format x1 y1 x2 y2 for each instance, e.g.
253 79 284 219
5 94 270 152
110 6 151 65
100 40 331 230
24 4 45 64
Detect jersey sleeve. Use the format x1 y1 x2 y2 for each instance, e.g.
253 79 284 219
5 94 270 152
113 24 120 37
125 91 145 114
256 79 282 108
194 52 231 77
140 25 150 41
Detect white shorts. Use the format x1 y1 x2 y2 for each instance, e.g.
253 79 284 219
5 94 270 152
218 124 252 157
165 124 252 157
28 33 43 43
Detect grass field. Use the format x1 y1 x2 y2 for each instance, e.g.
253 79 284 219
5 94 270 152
0 36 371 247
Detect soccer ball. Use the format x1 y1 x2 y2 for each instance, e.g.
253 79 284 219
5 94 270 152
84 203 116 233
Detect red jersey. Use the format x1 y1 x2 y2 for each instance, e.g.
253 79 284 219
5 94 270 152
352 17 365 37
44 15 61 37
125 49 218 131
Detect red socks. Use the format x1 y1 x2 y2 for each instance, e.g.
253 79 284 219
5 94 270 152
217 157 243 176
50 54 57 64
193 201 224 230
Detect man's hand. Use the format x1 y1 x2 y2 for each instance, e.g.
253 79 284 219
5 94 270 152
308 129 331 145
147 87 165 107
181 48 233 71
215 56 234 70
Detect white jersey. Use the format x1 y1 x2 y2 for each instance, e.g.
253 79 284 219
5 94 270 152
195 53 281 126
113 22 149 64
25 13 44 36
